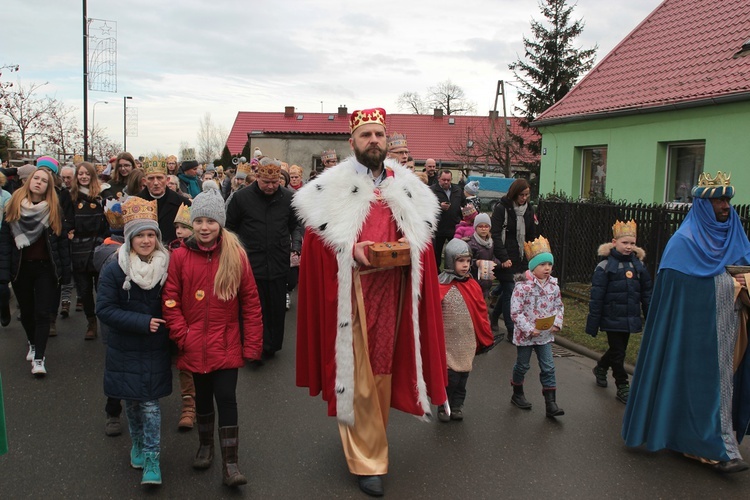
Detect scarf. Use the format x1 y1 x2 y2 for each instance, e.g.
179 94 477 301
514 202 528 257
472 232 492 249
178 173 202 198
10 199 50 249
118 247 169 290
79 186 90 197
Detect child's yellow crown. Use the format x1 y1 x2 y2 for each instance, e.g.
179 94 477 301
524 236 551 261
121 197 157 225
173 203 191 228
612 219 637 239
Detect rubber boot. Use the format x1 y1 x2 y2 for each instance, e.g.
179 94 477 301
130 436 144 469
141 451 162 485
85 316 98 340
178 370 196 431
219 426 247 487
49 313 57 337
511 383 532 410
543 388 565 417
193 413 215 469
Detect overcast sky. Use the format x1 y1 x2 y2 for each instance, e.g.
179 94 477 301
3 0 662 158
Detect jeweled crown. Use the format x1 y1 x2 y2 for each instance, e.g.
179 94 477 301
350 108 386 133
612 219 637 239
387 132 408 150
173 203 191 227
121 197 157 225
257 158 281 180
322 149 337 161
691 171 735 199
104 199 124 229
524 236 551 261
144 155 167 175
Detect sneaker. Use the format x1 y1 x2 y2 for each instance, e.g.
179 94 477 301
105 416 122 437
437 406 450 423
593 366 608 388
75 297 83 312
26 343 36 361
450 407 464 421
616 384 630 404
60 300 71 319
285 293 291 311
31 358 46 376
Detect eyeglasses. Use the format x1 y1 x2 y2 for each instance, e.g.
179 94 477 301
118 163 132 168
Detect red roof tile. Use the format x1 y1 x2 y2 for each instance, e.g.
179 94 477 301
226 111 539 164
535 0 750 124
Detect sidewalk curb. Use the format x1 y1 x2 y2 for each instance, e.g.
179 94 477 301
554 336 635 376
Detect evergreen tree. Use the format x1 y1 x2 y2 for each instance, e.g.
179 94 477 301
219 145 233 168
509 0 597 193
240 141 253 162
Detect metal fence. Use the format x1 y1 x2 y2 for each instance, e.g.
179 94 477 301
536 199 750 287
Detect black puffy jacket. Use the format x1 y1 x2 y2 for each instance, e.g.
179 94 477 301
585 243 653 336
0 217 71 286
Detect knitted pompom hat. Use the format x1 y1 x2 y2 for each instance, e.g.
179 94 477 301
190 181 226 228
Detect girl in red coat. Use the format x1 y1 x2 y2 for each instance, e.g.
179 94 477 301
162 183 263 488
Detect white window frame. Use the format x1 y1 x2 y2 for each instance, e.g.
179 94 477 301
664 142 705 203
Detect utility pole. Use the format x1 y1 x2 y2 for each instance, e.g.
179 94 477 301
488 80 511 177
123 96 132 151
83 0 89 160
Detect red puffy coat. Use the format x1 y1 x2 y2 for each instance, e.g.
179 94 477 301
162 237 263 373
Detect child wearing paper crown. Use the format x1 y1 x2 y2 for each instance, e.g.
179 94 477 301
436 238 494 423
509 235 565 417
585 220 652 404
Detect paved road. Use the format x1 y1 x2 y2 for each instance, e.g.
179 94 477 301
1 293 749 498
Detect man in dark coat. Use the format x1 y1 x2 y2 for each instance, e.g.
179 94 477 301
136 162 190 245
430 169 465 270
226 158 302 359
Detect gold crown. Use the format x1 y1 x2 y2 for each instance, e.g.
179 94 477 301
173 203 191 228
121 197 158 225
73 154 84 165
257 160 281 180
236 161 252 176
697 171 731 187
181 148 196 162
350 108 386 133
322 149 337 161
613 219 637 239
387 132 408 150
165 155 177 163
692 171 735 199
144 155 167 175
524 236 551 261
104 199 124 229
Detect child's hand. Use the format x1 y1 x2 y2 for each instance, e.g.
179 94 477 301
149 318 166 333
551 325 561 332
531 329 541 337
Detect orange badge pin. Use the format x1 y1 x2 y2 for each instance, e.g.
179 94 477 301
90 203 97 209
78 202 84 209
195 290 205 301
165 299 176 308
625 270 634 279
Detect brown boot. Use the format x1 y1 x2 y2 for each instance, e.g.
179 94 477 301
178 370 196 430
49 313 57 337
60 300 71 319
85 316 98 340
219 426 247 486
193 413 215 469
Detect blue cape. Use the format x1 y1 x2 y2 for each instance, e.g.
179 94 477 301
659 198 750 277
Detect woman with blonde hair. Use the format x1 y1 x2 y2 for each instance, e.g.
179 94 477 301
0 167 70 375
162 182 263 488
69 162 109 339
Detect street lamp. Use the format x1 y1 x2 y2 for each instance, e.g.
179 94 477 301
91 100 109 161
123 96 132 151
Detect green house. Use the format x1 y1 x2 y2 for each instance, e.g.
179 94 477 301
533 0 750 204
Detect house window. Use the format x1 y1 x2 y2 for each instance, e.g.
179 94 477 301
581 147 607 198
666 142 705 202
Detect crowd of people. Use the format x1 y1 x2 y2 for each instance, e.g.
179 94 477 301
1 107 750 493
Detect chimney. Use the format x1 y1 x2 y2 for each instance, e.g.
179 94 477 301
433 108 444 119
489 110 499 119
284 106 295 117
338 105 348 117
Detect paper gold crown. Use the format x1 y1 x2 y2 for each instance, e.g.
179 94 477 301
104 199 124 230
322 149 337 161
121 197 158 225
691 171 734 199
236 161 252 176
144 155 167 175
165 155 177 163
173 203 191 228
612 219 637 239
350 108 386 133
257 159 281 180
387 132 408 150
181 148 196 162
524 236 552 261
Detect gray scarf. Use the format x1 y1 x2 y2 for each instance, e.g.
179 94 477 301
10 199 50 249
473 232 492 249
514 202 528 257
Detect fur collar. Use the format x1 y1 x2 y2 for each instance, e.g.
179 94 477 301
293 156 440 424
597 242 646 261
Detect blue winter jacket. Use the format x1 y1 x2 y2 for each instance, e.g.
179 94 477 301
96 259 172 401
585 243 653 336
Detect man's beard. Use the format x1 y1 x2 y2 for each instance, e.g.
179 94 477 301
354 144 387 171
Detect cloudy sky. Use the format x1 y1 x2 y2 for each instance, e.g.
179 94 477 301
4 0 662 157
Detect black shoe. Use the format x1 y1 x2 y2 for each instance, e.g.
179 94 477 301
450 407 464 421
358 475 384 497
715 459 750 473
261 349 276 361
0 301 10 327
511 385 532 410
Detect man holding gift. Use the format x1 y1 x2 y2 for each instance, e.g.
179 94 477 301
293 107 447 497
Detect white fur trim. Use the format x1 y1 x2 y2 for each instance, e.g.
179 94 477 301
293 157 440 424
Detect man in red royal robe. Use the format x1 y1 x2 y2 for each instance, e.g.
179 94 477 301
294 107 447 497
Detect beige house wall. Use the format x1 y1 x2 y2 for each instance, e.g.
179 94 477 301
246 135 350 179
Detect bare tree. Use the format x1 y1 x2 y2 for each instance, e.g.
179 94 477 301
0 81 58 149
396 91 427 114
426 80 477 115
448 119 534 177
196 113 229 164
43 102 81 158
